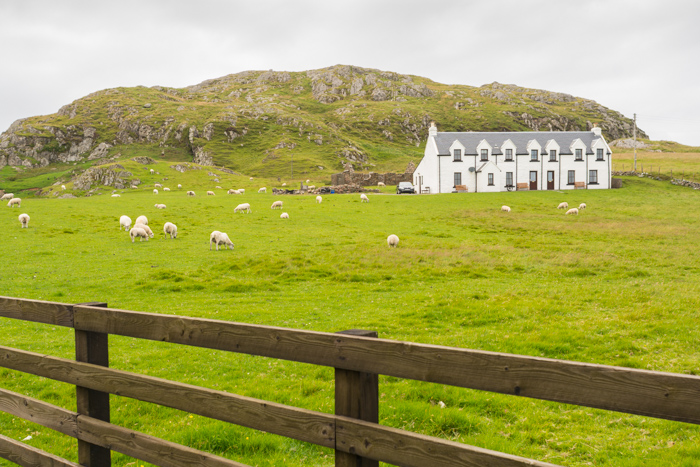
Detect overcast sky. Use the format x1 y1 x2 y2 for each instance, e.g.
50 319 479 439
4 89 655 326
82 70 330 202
1 0 699 145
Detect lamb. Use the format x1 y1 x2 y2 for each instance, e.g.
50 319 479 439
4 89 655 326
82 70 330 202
387 234 399 248
557 202 568 209
360 194 369 203
378 182 385 186
501 205 511 212
149 169 155 174
163 187 170 191
163 222 178 239
579 203 587 210
280 212 289 219
258 187 266 193
234 203 252 213
154 204 166 209
187 191 196 196
18 213 29 228
207 191 215 196
134 222 155 238
154 183 162 189
129 227 149 242
119 215 132 231
227 189 240 195
1 193 14 201
210 230 234 250
153 189 159 195
135 215 148 225
177 184 182 189
271 200 283 209
566 208 579 215
7 198 21 207
316 196 322 204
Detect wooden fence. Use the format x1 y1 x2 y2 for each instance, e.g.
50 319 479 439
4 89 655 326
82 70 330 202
1 296 700 467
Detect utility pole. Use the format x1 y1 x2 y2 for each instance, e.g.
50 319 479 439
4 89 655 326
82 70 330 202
633 113 637 172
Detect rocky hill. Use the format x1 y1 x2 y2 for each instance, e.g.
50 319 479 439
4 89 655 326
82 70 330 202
0 65 644 180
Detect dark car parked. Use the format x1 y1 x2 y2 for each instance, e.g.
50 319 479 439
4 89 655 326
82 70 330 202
396 182 415 194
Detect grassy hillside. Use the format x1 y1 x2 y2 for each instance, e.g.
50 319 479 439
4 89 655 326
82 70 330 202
2 177 700 466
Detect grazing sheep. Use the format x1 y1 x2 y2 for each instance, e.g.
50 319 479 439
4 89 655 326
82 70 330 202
186 191 196 196
135 215 148 225
154 204 166 209
360 194 369 203
501 205 511 212
378 182 385 186
306 179 310 183
131 185 138 189
163 187 170 191
18 213 29 228
557 202 568 209
129 227 149 242
280 212 289 219
150 169 155 174
227 189 240 195
258 187 266 193
154 183 162 189
7 197 21 207
271 200 283 209
234 203 252 213
282 182 287 186
119 215 132 231
61 185 66 190
238 188 245 194
163 222 178 239
111 194 121 197
387 234 399 248
316 196 322 204
307 185 316 190
250 177 253 180
207 191 215 196
134 222 155 238
177 184 182 189
1 193 14 201
153 189 159 195
215 186 222 189
566 208 579 215
579 203 587 210
210 230 234 250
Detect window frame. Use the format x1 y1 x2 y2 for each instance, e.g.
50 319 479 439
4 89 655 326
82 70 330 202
480 149 489 161
530 149 539 161
549 149 557 162
568 170 575 185
505 172 513 187
505 148 513 161
575 148 583 161
589 169 598 184
454 172 462 187
487 173 494 186
596 148 604 161
453 148 462 162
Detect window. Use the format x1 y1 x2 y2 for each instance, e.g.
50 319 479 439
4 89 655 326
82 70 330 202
481 149 489 161
454 172 462 186
549 150 557 162
505 172 513 187
568 170 575 185
531 149 538 161
505 148 513 161
453 149 462 161
596 148 604 161
589 170 598 184
575 148 583 161
488 173 494 185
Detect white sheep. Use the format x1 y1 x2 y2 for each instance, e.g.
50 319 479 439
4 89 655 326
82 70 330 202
307 185 316 189
18 213 29 228
163 187 170 191
210 230 234 250
280 212 289 219
215 186 222 189
177 184 182 189
163 222 178 239
557 202 568 209
119 215 132 231
154 183 162 189
129 227 149 242
153 189 159 195
258 187 266 193
149 169 155 174
131 185 138 189
306 179 310 183
501 205 511 212
135 215 148 225
207 191 215 196
316 196 322 204
154 204 166 209
387 234 399 248
360 194 369 203
1 193 14 201
238 189 245 194
249 177 253 180
187 191 196 196
282 182 287 186
271 200 283 209
234 203 252 213
7 198 21 207
378 182 385 187
61 185 66 190
579 203 587 210
228 189 240 195
134 222 155 238
111 194 121 197
565 208 579 215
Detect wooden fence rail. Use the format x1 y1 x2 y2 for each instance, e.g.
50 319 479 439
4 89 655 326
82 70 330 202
1 295 699 467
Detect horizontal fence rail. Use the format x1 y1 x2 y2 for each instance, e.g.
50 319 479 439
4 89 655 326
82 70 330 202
2 295 700 466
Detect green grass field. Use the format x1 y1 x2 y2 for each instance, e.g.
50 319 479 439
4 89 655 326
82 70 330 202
2 173 700 466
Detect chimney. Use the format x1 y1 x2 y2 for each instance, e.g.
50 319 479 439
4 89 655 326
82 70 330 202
428 121 437 137
591 124 602 137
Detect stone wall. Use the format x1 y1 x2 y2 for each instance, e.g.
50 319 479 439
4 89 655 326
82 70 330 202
331 171 413 186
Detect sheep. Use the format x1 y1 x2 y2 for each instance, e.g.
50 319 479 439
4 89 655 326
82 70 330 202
210 230 234 250
306 179 310 183
186 191 196 196
280 212 289 219
163 187 170 191
111 194 121 197
316 196 322 204
1 193 14 201
378 182 385 186
154 183 162 189
557 202 568 209
234 203 252 213
238 189 245 194
119 215 132 231
134 222 155 238
360 194 369 203
149 169 155 174
154 204 166 209
153 189 159 195
18 213 29 228
579 203 587 210
207 191 215 196
307 185 316 190
249 177 253 181
282 182 287 186
227 189 240 195
565 208 579 215
387 234 399 248
130 227 149 242
177 184 182 189
215 186 222 189
7 198 21 207
501 205 511 212
131 185 138 189
135 215 148 225
61 185 66 190
258 187 267 193
271 200 283 209
163 222 178 239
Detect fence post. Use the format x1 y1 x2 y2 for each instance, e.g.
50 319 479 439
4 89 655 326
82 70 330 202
335 330 379 467
75 302 111 467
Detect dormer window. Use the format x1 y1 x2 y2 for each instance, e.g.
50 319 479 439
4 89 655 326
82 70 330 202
575 149 583 161
596 148 604 161
480 149 488 161
505 148 513 161
530 149 538 161
549 150 557 162
453 149 462 161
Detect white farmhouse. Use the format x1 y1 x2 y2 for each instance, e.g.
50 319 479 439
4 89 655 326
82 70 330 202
413 123 612 193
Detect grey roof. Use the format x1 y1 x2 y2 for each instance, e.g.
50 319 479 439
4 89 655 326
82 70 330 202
434 131 603 156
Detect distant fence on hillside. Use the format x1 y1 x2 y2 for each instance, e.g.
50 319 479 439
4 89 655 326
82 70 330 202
613 163 700 183
2 296 700 467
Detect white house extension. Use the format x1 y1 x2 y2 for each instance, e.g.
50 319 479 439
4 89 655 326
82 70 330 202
413 123 612 193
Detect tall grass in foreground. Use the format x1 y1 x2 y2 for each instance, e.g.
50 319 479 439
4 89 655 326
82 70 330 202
1 176 700 466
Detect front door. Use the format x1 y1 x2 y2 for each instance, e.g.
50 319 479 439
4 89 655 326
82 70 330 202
529 171 538 191
547 171 555 190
